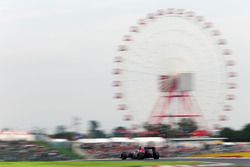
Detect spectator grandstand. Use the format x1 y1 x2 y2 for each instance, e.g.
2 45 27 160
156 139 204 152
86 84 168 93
0 141 69 161
72 137 250 159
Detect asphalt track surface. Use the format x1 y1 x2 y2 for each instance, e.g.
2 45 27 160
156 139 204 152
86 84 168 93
90 158 250 166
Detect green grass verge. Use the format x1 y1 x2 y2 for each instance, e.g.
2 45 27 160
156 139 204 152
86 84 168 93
0 161 199 167
54 147 83 159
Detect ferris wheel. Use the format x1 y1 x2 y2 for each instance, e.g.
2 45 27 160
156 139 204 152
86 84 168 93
112 9 237 131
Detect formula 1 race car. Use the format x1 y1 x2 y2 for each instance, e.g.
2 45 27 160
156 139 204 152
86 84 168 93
120 147 160 160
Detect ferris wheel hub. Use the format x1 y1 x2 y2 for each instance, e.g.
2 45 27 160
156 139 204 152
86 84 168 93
159 73 193 92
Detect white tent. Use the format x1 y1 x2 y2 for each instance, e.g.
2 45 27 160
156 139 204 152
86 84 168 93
133 137 166 147
50 139 69 142
110 137 134 143
0 131 35 141
76 138 110 143
223 142 235 146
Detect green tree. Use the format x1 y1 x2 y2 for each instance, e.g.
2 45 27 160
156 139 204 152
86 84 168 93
158 124 178 138
1 128 11 131
89 120 99 131
50 132 77 140
143 123 178 138
241 123 250 141
219 127 238 142
112 126 128 137
88 120 106 138
55 125 67 134
30 127 46 135
142 123 160 137
177 118 198 137
143 123 157 131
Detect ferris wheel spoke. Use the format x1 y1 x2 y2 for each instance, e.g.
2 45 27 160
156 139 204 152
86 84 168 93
122 82 158 99
122 82 157 94
128 40 179 66
120 93 159 118
125 92 158 108
196 79 225 86
123 58 167 74
125 92 160 117
125 53 168 72
121 69 160 76
121 78 156 82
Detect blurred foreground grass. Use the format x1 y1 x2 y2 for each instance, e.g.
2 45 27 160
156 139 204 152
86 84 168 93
0 161 199 167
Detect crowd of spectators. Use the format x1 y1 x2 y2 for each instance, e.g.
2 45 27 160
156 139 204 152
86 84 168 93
0 141 68 161
80 142 135 159
79 142 250 159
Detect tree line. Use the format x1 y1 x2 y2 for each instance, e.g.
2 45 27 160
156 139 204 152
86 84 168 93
218 124 250 142
29 119 250 142
48 119 199 140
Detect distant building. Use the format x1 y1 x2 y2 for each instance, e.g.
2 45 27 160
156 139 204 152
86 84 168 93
0 131 35 141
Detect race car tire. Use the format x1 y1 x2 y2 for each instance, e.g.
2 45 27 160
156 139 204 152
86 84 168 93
137 152 145 160
153 152 160 159
121 152 128 160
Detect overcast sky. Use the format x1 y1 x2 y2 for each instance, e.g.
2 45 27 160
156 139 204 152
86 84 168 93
0 0 249 133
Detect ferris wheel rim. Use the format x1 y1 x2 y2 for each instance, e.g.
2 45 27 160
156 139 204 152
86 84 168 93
113 8 237 130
